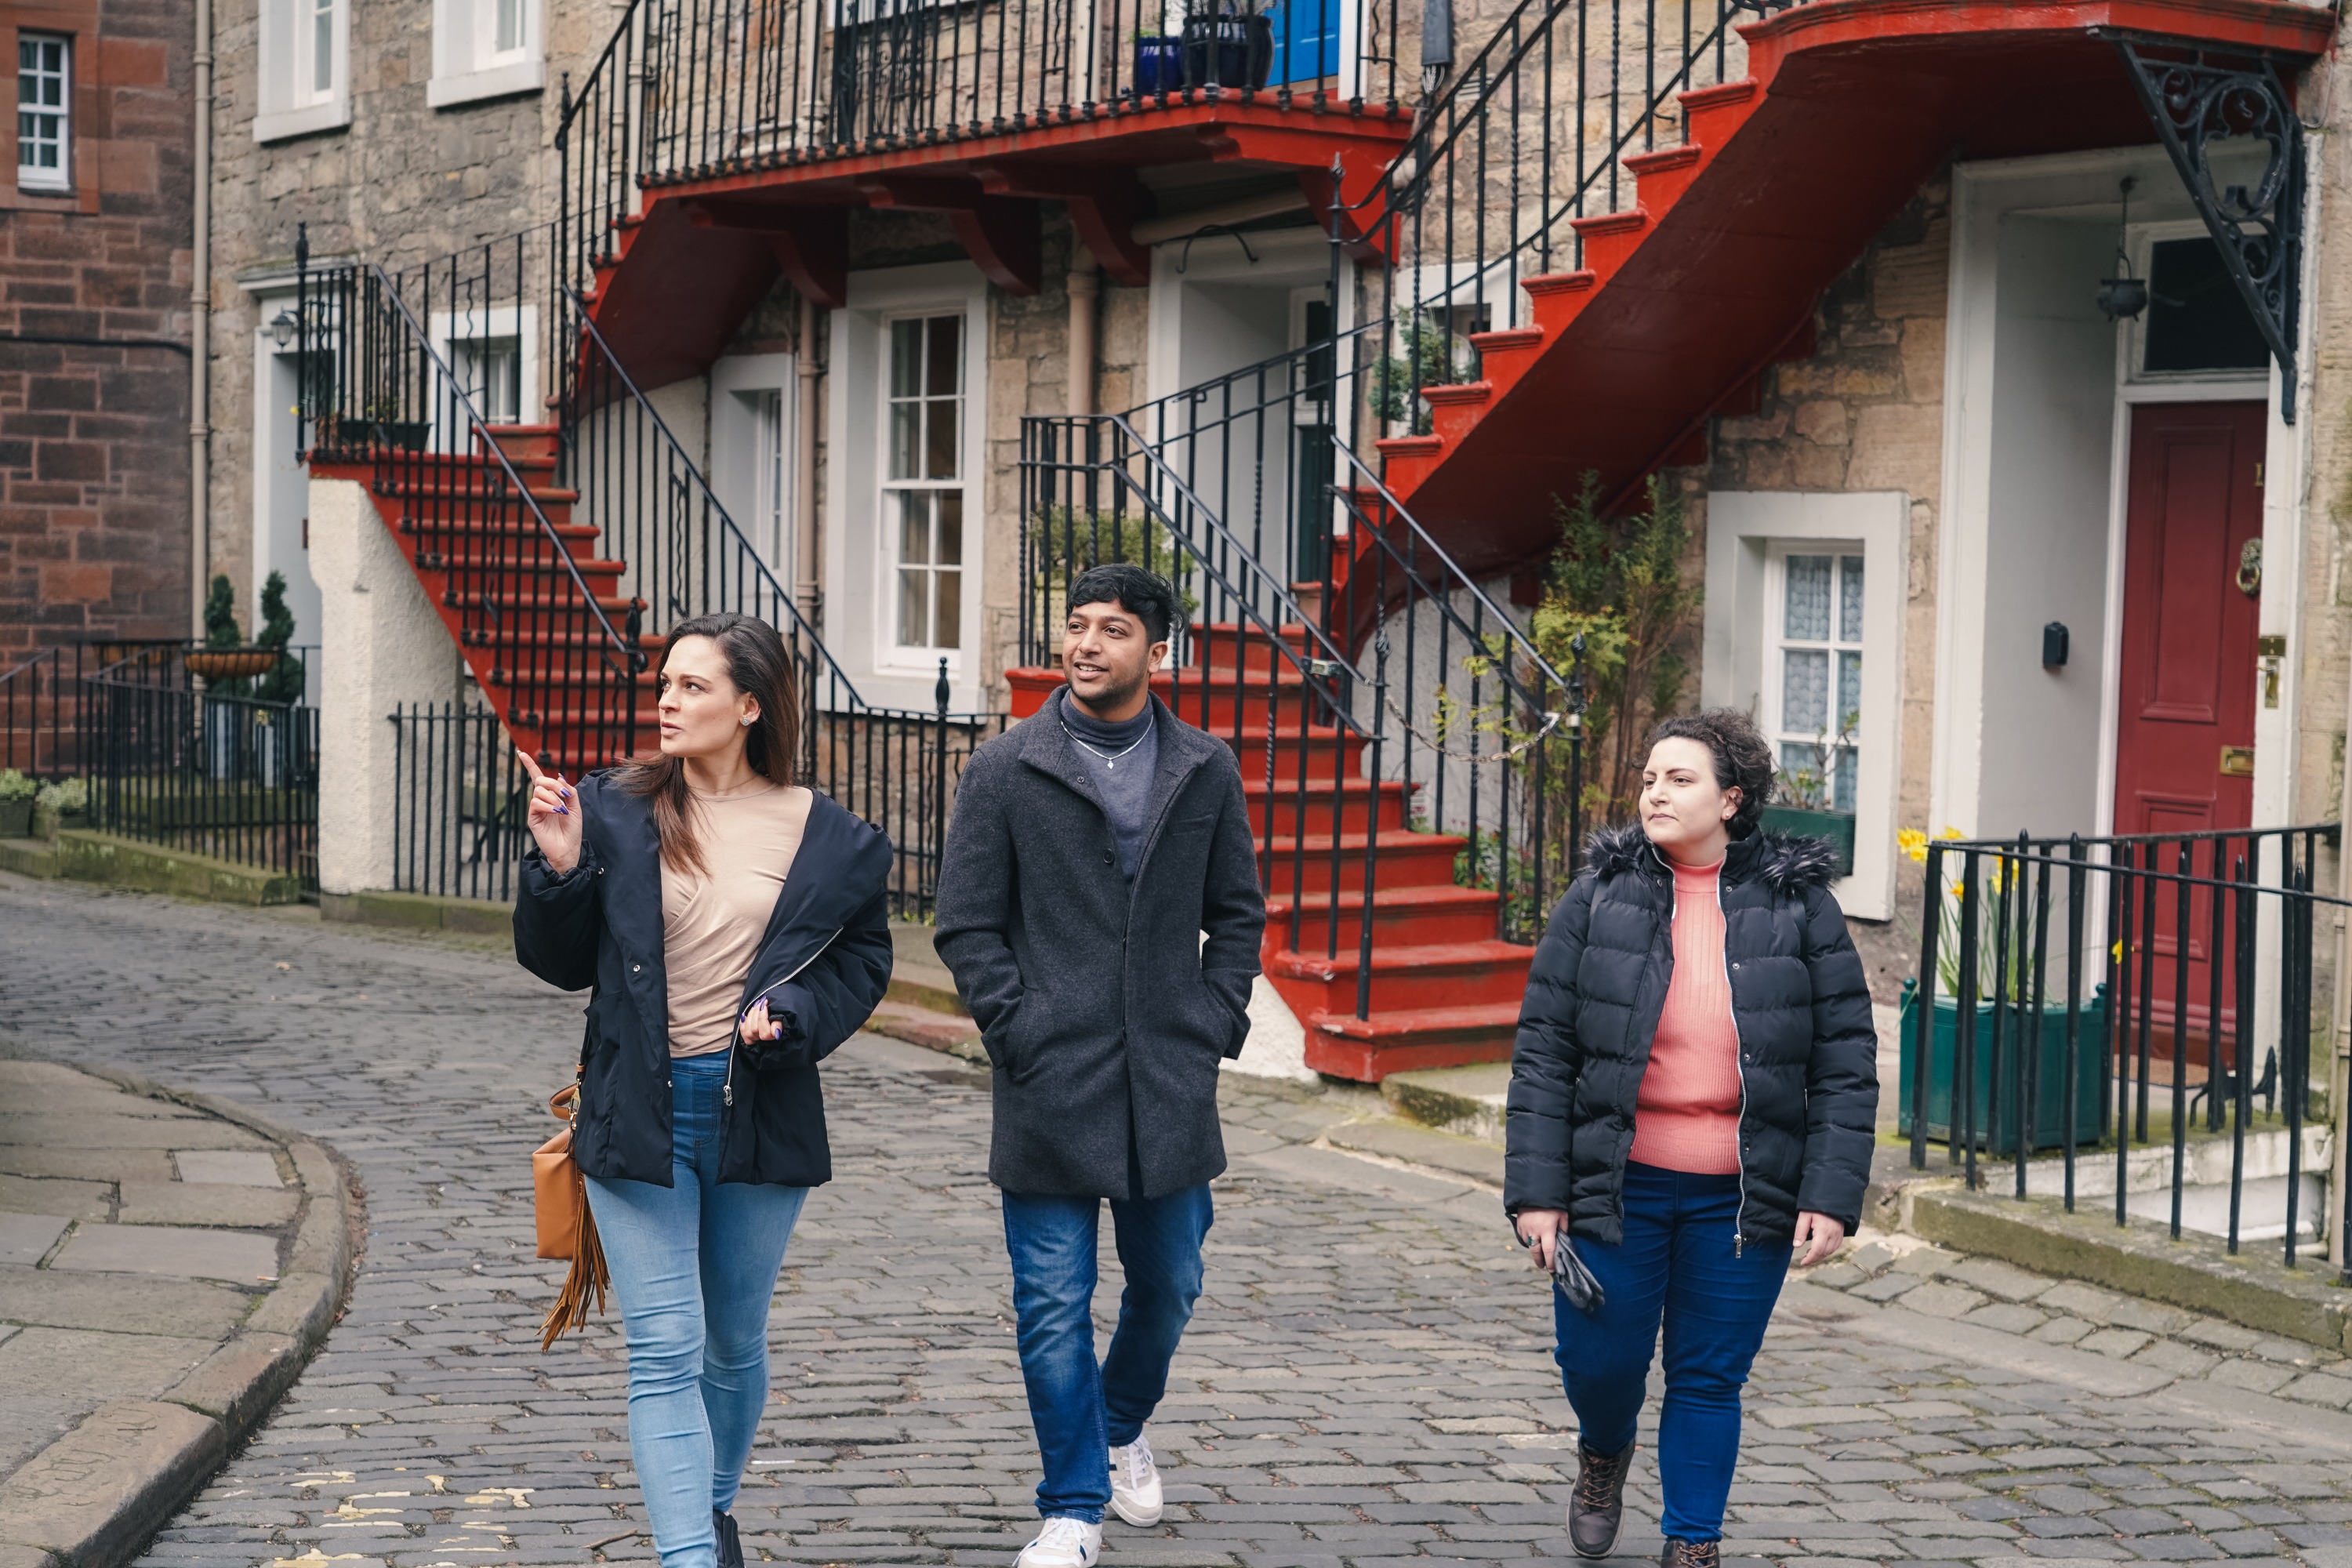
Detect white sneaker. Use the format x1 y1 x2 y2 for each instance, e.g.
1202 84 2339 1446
1109 1431 1163 1526
1016 1517 1102 1568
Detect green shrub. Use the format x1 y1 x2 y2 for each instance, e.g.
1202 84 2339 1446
36 778 86 816
0 768 33 801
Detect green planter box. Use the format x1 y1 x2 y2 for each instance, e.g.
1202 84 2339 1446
1758 804 1854 877
1897 982 2106 1151
0 797 31 838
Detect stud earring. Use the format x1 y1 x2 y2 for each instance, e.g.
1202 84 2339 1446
742 716 755 727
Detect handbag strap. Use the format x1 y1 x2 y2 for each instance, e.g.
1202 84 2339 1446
549 1083 579 1122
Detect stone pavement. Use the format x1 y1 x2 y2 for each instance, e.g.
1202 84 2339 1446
0 1046 352 1568
5 871 2352 1568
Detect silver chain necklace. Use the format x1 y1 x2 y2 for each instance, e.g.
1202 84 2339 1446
1061 720 1149 771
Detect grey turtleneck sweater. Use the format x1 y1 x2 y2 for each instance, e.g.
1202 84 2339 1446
1054 685 1159 882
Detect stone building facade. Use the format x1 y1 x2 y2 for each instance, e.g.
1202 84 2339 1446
0 0 193 654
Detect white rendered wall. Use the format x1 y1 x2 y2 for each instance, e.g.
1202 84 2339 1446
1974 212 2118 839
311 476 462 895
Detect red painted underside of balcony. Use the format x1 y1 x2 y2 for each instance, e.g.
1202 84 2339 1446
588 96 1415 392
1358 0 2333 623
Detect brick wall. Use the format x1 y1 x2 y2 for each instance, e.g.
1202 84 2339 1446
0 0 193 653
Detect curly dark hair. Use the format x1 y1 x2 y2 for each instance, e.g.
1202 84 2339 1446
1646 709 1776 840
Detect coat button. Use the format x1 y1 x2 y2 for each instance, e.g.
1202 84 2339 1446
1103 851 1115 865
632 963 641 973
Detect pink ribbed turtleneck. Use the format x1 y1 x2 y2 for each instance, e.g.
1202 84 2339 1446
1630 856 1743 1174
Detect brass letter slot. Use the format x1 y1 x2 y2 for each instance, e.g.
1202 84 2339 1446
2220 746 2256 778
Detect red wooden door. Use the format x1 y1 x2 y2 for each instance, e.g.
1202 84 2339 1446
2111 401 2264 1049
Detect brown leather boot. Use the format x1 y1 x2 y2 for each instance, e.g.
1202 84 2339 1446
1566 1443 1634 1557
1661 1539 1720 1568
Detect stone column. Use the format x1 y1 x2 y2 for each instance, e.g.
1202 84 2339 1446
309 476 458 895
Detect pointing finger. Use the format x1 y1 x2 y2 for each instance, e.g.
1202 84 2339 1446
517 749 546 786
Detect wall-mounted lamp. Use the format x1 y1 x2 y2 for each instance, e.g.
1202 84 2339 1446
2042 621 2071 669
267 307 301 350
2096 176 2149 322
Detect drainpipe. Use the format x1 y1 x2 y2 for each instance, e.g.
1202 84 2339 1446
2332 659 2352 1268
188 0 213 635
794 290 822 631
1067 245 1098 418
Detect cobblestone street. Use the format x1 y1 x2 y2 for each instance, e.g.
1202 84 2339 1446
6 873 2352 1568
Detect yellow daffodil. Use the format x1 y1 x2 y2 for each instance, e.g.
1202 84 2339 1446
1898 828 1928 863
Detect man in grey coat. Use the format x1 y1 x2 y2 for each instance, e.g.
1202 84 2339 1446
935 564 1265 1568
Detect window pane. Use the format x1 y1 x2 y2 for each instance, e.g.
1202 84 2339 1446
1832 748 1857 813
313 0 335 93
495 0 523 51
1784 555 1831 640
1781 648 1828 735
896 569 929 647
1836 650 1861 738
887 401 920 480
890 319 922 398
934 564 961 648
924 395 958 480
925 314 960 397
1838 555 1864 643
935 491 962 565
896 492 931 564
1779 741 1828 799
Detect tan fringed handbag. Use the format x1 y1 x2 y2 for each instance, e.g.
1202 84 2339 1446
534 1082 610 1348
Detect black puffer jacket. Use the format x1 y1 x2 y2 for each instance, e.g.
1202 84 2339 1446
1503 824 1878 1246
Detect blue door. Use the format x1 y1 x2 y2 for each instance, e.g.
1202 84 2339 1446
1265 0 1337 84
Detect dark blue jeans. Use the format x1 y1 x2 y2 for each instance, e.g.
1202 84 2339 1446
1000 1183 1213 1523
1553 1162 1788 1544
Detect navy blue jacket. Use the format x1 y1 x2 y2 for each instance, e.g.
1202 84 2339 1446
514 775 895 1187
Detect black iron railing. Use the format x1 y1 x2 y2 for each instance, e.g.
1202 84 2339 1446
2 640 191 781
1910 825 2344 1278
390 701 534 904
554 0 1403 333
296 237 650 774
78 644 321 894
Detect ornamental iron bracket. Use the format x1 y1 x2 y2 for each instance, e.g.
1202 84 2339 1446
2111 37 2305 423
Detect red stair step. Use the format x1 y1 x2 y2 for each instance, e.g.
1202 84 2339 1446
1301 1001 1522 1081
1268 938 1533 1014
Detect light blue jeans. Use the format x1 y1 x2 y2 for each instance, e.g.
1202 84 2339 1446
585 1051 808 1568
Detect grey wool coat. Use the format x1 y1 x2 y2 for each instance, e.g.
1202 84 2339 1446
933 695 1267 1199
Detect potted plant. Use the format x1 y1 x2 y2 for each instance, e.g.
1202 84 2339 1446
186 576 282 684
1131 27 1181 96
1894 829 2105 1151
33 776 85 839
0 769 34 838
368 398 431 452
1758 721 1855 876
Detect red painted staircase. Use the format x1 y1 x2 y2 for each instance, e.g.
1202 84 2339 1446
1359 0 2334 596
313 426 662 775
1007 623 1529 1081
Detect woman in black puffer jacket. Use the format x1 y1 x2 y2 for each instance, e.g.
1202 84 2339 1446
1504 710 1877 1568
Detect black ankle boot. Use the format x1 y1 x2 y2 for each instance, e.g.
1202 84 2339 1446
1661 1539 1719 1568
1566 1443 1633 1558
713 1508 743 1568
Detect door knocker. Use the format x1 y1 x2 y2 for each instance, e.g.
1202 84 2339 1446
2238 539 2263 598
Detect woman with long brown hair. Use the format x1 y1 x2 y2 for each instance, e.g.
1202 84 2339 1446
514 611 895 1568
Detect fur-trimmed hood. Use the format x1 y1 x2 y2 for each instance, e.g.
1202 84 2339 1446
1582 821 1842 895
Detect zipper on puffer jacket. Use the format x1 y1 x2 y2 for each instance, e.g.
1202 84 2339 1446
1715 873 1750 1256
725 926 844 1109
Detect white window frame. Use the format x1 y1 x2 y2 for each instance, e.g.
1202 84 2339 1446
824 261 988 713
1700 491 1907 921
427 303 539 437
1762 544 1866 815
16 31 70 193
879 308 968 659
255 0 350 142
429 0 545 109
